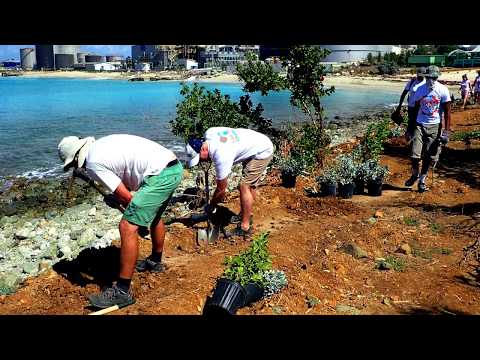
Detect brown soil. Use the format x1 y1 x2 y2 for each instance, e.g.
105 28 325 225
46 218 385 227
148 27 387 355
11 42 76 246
1 109 480 316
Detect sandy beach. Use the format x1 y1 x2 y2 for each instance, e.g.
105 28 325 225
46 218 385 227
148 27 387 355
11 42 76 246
16 68 478 96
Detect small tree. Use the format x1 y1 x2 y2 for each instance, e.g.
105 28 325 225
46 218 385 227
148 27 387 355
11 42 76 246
367 52 374 65
170 83 277 143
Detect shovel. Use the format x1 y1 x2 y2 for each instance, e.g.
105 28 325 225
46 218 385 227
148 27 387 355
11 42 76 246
199 162 219 244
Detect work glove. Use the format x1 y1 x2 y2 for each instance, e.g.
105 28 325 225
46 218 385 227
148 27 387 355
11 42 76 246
103 194 122 210
439 130 450 145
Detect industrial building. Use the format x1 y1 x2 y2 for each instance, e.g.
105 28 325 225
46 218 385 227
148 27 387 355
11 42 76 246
259 45 402 63
198 45 250 71
85 62 119 71
319 45 402 63
20 48 36 70
134 63 151 72
176 58 198 70
32 45 121 71
131 45 177 70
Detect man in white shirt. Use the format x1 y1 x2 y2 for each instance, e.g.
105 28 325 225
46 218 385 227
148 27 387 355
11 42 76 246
185 127 274 239
405 66 452 193
58 134 183 308
473 70 480 104
394 67 426 140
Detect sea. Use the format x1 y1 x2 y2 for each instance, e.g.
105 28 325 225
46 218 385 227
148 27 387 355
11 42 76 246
0 77 403 179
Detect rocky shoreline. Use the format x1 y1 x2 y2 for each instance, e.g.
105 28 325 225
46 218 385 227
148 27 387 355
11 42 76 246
0 108 393 295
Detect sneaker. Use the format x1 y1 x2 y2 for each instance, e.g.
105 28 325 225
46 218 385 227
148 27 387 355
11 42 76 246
87 284 135 309
135 257 167 273
418 182 428 193
405 175 419 187
229 225 253 241
230 214 253 225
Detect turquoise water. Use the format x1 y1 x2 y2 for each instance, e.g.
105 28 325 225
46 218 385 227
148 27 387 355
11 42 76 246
0 77 402 178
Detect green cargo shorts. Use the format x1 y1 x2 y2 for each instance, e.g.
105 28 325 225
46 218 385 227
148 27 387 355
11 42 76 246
411 123 442 162
123 162 183 228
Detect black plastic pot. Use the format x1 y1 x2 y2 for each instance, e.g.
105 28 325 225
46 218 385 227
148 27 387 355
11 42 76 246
244 282 265 305
354 179 364 195
202 278 247 316
321 182 337 197
367 179 383 196
281 171 297 188
338 183 355 199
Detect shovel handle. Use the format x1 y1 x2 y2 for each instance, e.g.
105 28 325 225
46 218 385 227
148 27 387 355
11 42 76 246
89 305 120 315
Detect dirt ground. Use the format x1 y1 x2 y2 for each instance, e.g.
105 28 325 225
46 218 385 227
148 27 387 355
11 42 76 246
1 108 480 315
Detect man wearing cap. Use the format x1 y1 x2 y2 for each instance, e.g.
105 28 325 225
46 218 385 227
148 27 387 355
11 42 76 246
186 127 274 239
405 65 451 193
394 67 426 141
58 134 183 308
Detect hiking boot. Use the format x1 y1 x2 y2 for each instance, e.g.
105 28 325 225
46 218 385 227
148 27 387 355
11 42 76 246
229 225 253 241
135 257 167 273
87 284 135 309
405 175 419 187
418 182 428 193
230 214 253 225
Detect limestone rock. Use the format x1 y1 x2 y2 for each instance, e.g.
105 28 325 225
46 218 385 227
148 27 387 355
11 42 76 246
396 243 412 256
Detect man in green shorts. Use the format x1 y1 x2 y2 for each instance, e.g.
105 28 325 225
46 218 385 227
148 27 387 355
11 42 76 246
58 134 183 308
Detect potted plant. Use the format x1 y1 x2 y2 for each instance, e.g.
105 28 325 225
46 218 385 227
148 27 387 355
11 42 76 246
203 232 272 316
317 166 338 197
277 154 304 188
335 154 357 199
362 159 389 196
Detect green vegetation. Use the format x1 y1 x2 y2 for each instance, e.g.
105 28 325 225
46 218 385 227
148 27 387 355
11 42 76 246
412 246 452 259
404 217 419 226
451 130 480 143
223 231 272 287
170 83 277 143
237 45 335 169
376 255 406 272
306 295 320 308
353 118 391 162
430 222 443 234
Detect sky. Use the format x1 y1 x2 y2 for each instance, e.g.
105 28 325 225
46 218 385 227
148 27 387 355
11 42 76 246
0 45 132 61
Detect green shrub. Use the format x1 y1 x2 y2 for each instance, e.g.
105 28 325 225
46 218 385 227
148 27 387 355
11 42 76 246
359 118 391 161
359 159 389 182
170 83 277 142
334 154 358 185
317 164 339 185
404 217 419 226
223 231 272 287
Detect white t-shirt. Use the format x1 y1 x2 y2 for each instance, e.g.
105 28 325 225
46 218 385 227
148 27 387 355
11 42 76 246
412 82 451 125
475 76 480 91
205 127 274 180
460 79 471 94
404 77 426 107
86 134 176 192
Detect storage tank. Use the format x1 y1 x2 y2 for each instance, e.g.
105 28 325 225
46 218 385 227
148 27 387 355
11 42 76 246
319 45 395 63
106 55 124 62
85 55 106 63
54 45 80 63
35 45 55 70
20 48 36 70
77 52 88 64
55 54 75 69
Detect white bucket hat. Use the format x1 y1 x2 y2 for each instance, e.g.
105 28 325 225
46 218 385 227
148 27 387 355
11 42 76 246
58 136 95 170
